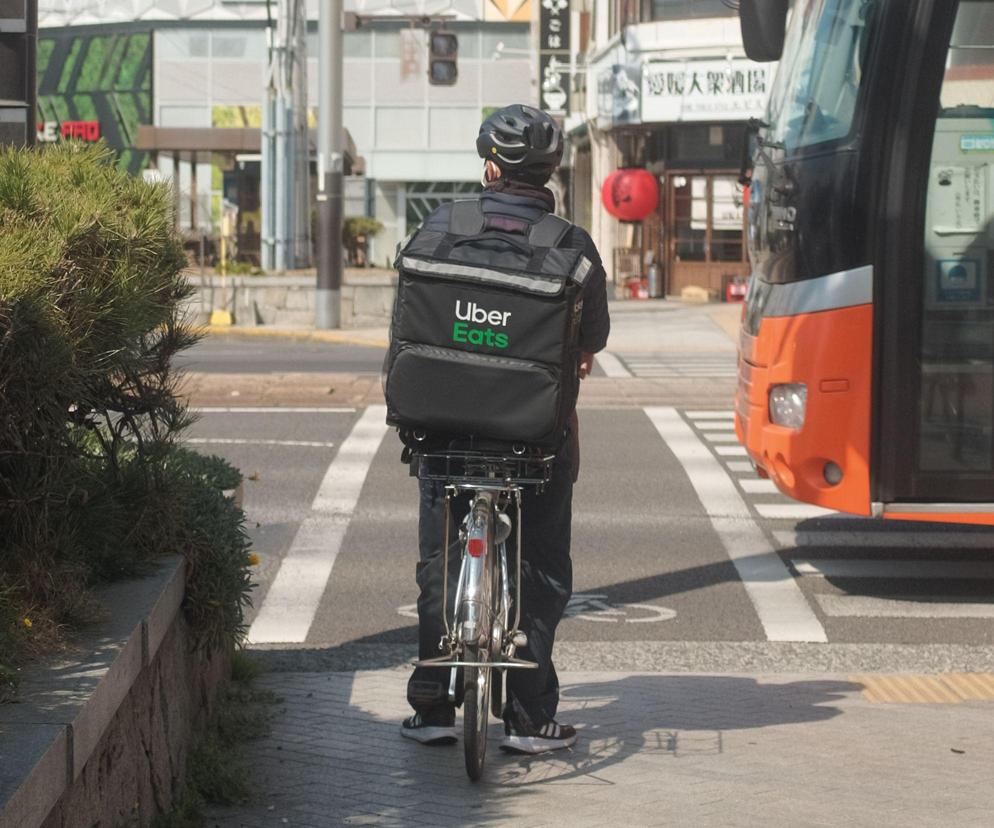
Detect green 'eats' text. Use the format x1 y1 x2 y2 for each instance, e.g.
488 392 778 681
452 321 509 349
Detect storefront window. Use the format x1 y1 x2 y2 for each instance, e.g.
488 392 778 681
406 181 482 234
212 31 266 60
157 29 209 59
711 176 745 261
673 175 707 261
648 0 736 21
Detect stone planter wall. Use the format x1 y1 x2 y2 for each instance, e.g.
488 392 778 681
0 558 230 828
185 271 397 329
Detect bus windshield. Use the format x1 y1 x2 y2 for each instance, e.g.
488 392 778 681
764 0 877 150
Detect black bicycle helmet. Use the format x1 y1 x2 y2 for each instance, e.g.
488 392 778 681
476 104 564 184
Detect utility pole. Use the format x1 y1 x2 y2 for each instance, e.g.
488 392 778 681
262 0 310 273
316 0 344 328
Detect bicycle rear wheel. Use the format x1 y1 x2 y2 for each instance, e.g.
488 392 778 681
463 643 491 781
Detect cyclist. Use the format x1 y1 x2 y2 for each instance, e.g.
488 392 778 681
401 104 611 753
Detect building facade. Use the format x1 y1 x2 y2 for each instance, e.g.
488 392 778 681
37 0 535 267
571 0 773 297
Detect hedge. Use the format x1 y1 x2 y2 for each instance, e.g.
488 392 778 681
0 143 252 700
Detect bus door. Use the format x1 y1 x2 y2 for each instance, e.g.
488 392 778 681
878 1 994 515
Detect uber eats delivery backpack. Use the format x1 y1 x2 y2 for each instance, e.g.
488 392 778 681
384 199 593 450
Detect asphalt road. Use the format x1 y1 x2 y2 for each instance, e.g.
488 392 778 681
185 401 994 674
176 336 388 374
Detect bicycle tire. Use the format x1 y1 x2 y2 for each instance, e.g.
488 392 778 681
463 642 490 781
463 495 500 781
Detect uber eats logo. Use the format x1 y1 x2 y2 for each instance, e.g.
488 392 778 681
452 299 511 349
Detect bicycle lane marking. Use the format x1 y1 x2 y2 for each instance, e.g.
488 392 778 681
644 406 827 643
248 405 389 644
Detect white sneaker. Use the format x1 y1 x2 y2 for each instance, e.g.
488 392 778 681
500 716 577 754
400 712 457 745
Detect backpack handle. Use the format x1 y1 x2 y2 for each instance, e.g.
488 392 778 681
449 232 536 255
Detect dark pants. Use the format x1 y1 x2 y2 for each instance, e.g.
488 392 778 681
407 437 574 726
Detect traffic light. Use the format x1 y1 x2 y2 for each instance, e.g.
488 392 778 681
428 29 457 86
0 0 36 147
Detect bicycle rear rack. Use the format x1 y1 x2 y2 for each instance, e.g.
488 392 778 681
415 653 539 670
413 450 555 489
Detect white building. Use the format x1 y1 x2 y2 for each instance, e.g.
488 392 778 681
38 0 535 266
571 0 772 297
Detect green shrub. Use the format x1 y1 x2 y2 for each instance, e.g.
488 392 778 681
0 143 252 690
343 215 384 267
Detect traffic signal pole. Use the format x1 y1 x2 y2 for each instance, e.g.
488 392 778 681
316 0 343 329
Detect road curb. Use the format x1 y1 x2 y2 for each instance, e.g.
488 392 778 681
196 325 389 348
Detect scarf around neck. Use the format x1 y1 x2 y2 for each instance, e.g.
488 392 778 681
485 178 556 213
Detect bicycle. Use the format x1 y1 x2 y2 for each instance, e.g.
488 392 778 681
410 443 555 781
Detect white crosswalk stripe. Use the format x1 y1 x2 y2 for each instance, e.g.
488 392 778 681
646 406 827 643
594 351 633 378
248 405 389 644
615 351 737 379
791 558 994 579
678 407 994 628
738 479 780 495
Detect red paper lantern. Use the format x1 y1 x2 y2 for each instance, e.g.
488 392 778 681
601 167 659 221
601 168 659 222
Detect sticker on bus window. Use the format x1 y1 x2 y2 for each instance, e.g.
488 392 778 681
961 134 994 153
937 259 981 303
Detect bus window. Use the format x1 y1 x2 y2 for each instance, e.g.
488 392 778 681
765 0 877 150
919 0 994 474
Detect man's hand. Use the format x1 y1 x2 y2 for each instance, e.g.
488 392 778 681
578 351 595 379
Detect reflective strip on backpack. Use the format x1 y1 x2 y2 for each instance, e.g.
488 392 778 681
573 256 592 286
400 256 561 295
400 255 594 294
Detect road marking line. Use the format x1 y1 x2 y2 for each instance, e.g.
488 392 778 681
595 351 633 378
696 423 737 431
646 407 826 643
792 558 994 579
726 461 756 473
191 406 357 413
187 438 336 448
685 411 736 419
755 503 839 519
816 593 994 618
775 530 994 549
715 446 748 457
739 479 780 494
248 405 388 644
702 433 740 443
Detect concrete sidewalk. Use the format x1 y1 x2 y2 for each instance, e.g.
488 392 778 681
197 299 743 352
208 668 994 827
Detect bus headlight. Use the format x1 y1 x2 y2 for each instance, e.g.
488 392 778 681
769 383 807 429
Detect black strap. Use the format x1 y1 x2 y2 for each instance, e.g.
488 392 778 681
448 200 486 236
434 200 486 259
528 213 571 247
526 214 570 272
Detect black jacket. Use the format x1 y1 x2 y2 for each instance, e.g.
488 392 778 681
418 187 611 355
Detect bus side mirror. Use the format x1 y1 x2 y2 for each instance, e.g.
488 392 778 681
739 0 789 62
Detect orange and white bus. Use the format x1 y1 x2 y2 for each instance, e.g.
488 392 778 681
735 0 994 525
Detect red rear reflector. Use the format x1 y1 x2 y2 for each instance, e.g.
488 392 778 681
467 538 485 557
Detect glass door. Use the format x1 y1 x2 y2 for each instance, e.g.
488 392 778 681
667 173 748 296
913 2 994 499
